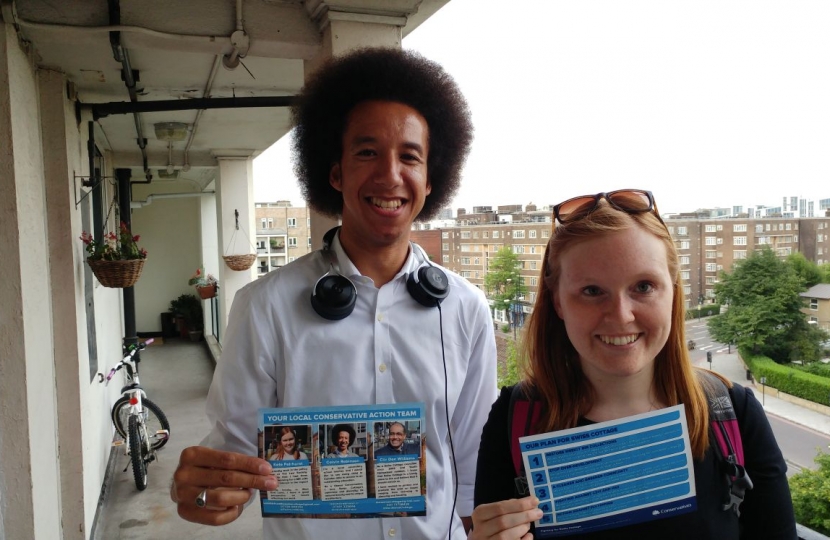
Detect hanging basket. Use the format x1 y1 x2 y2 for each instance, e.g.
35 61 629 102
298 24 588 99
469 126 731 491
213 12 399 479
195 283 217 299
223 254 256 271
88 259 145 288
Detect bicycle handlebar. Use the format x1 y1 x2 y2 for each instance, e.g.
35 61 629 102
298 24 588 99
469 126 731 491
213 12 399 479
97 338 154 384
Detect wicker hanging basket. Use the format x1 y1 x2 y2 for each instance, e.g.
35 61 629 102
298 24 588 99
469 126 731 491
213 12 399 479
223 209 257 271
223 254 256 271
88 259 145 288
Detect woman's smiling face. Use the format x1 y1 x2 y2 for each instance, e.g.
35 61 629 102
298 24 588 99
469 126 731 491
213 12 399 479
553 226 675 385
280 432 295 453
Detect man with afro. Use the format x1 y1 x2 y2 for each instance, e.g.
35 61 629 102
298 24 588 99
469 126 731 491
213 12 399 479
172 47 497 539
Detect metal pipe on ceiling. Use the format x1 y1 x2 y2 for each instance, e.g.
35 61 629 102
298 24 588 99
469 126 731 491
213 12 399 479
183 55 222 172
90 96 294 119
130 190 216 208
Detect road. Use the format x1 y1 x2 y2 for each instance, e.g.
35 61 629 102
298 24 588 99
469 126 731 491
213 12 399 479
685 318 830 474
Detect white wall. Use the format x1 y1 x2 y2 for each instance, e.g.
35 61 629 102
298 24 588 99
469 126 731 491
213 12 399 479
131 187 203 332
0 24 62 540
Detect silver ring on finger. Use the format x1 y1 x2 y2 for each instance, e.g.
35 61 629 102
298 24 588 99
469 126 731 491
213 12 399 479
195 489 208 508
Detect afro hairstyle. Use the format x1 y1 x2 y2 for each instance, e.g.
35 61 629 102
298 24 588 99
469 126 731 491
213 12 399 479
291 47 473 220
331 423 357 446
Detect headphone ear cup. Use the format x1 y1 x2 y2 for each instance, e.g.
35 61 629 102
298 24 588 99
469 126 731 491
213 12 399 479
407 266 449 307
311 275 357 320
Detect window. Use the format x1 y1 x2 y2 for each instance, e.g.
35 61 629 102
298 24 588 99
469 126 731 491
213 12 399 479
705 237 716 245
461 271 472 278
529 246 537 254
530 277 538 286
717 238 723 245
461 257 471 265
786 223 792 231
705 289 715 298
442 243 449 250
706 250 717 259
733 250 747 259
810 298 818 310
680 256 690 265
717 225 722 231
681 270 690 280
288 237 297 247
755 224 763 233
706 276 716 285
483 231 489 239
288 257 296 262
705 263 717 272
474 258 480 265
307 237 312 246
529 230 537 239
530 261 537 270
461 231 471 239
514 230 525 239
705 225 717 232
733 224 746 232
541 230 550 238
683 285 691 295
733 236 747 246
442 255 449 263
513 245 525 254
267 218 273 228
677 226 687 235
442 232 449 239
461 245 471 252
260 218 267 229
680 240 690 249
287 218 297 228
529 292 536 303
493 231 499 239
668 226 675 235
765 224 770 231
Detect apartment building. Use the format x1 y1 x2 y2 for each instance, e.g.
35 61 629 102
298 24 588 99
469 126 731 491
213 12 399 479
800 283 830 332
254 201 312 277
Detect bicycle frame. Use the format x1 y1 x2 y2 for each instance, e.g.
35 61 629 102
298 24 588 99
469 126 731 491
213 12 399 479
99 339 169 490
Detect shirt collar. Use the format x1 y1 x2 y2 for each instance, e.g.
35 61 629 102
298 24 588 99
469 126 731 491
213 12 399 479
330 231 421 282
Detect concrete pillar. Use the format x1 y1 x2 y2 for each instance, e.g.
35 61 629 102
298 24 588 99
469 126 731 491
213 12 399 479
0 23 62 540
214 152 256 333
39 68 86 540
304 12 403 250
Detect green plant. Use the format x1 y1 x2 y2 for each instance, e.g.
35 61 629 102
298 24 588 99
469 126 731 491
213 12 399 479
497 340 522 388
169 294 203 331
80 221 147 261
789 451 830 535
188 267 217 288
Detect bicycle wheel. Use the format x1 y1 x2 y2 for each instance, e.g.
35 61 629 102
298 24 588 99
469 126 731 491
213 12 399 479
128 415 148 491
112 397 171 450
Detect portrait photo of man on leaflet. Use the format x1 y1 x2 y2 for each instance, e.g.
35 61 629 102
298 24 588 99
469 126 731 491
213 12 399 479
170 47 497 539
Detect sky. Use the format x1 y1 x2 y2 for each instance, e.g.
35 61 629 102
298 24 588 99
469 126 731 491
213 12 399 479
253 0 829 216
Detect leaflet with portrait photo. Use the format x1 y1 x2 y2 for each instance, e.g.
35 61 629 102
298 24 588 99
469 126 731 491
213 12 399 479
519 404 696 537
257 402 426 518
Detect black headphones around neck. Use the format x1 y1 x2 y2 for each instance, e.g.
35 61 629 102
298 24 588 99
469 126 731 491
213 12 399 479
310 227 450 320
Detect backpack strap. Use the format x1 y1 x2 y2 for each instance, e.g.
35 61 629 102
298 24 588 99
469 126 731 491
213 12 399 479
508 383 542 497
698 370 754 517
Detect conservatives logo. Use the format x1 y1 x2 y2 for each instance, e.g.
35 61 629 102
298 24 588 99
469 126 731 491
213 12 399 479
653 503 692 516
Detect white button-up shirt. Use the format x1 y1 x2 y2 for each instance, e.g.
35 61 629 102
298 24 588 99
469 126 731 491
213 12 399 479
203 234 497 539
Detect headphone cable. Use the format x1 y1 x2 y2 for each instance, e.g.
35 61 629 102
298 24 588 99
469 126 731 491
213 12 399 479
438 304 459 540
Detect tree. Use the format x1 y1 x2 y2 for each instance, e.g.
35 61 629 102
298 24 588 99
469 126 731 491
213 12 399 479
787 252 822 288
820 263 830 284
708 246 822 363
484 247 528 325
790 451 830 535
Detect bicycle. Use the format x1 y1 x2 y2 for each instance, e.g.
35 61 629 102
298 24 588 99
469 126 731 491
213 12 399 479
99 338 170 490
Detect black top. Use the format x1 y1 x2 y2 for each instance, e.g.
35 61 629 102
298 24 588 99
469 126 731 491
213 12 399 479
474 383 797 539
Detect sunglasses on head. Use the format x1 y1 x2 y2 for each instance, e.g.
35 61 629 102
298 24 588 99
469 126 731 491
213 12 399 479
553 189 664 225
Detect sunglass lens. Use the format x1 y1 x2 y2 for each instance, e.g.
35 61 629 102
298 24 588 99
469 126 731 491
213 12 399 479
608 190 652 212
556 196 596 222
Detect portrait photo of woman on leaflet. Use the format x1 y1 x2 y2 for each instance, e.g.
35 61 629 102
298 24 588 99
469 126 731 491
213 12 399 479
471 190 796 539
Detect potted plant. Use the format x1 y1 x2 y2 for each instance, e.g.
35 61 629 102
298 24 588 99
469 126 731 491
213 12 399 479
188 267 218 299
169 294 204 341
80 221 148 288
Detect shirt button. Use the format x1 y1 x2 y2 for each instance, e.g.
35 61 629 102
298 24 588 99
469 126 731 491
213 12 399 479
379 363 387 373
388 528 396 537
377 313 384 322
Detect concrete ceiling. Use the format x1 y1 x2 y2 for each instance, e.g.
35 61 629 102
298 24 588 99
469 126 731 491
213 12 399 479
2 0 449 189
